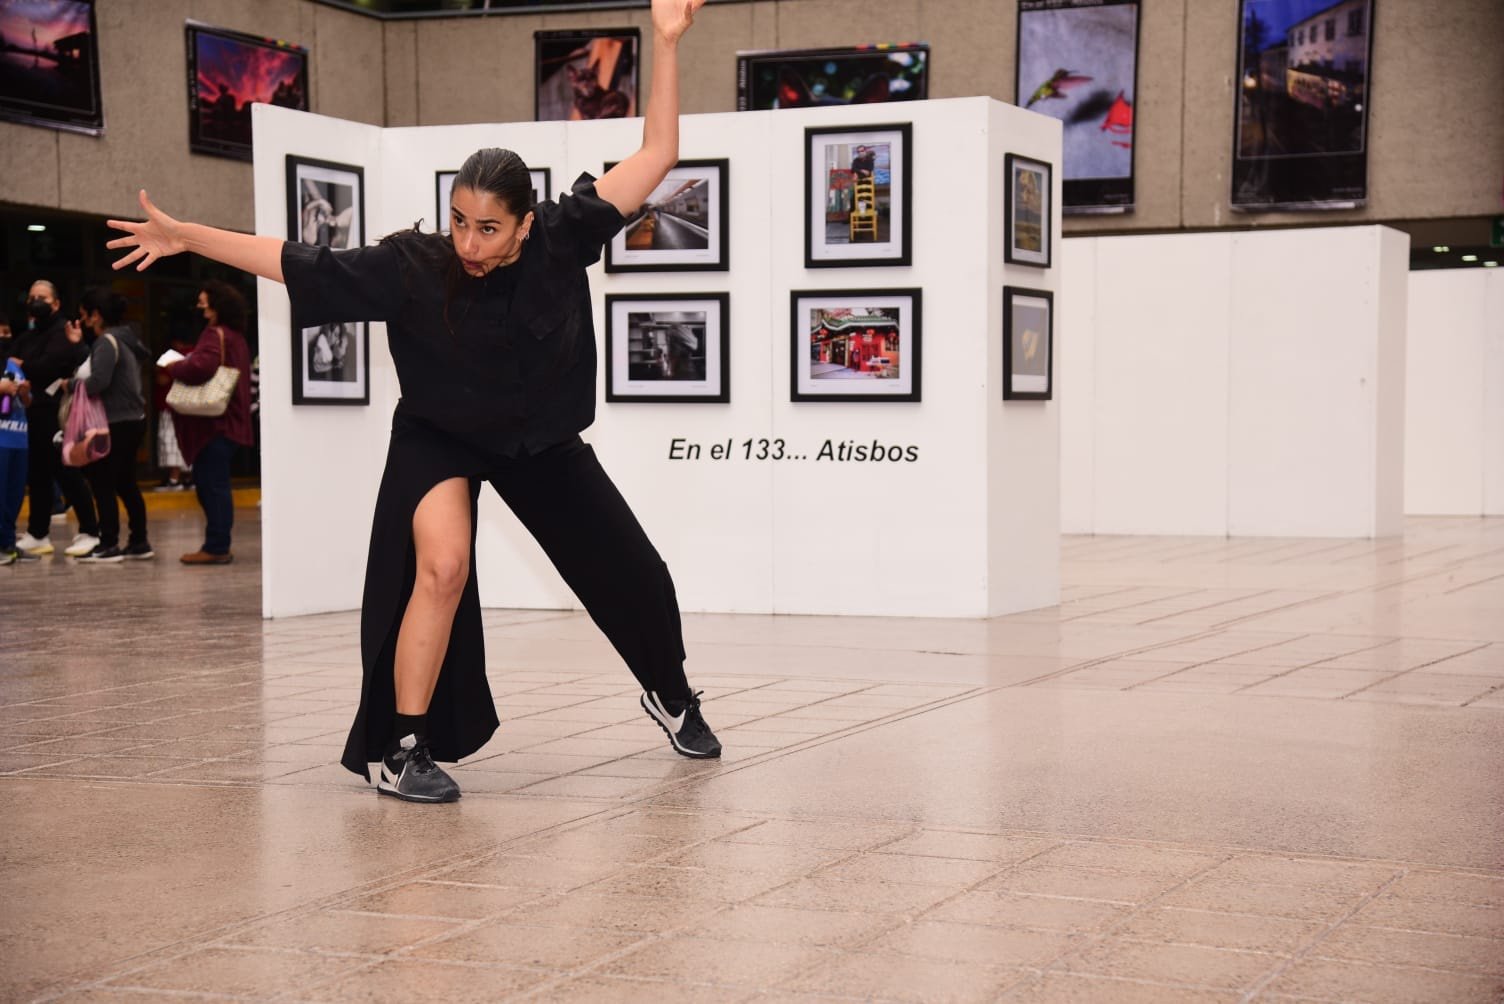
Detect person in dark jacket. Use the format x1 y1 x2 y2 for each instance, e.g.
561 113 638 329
106 0 720 806
163 281 253 565
74 287 153 563
11 280 100 558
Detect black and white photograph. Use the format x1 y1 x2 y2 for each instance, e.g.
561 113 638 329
606 294 729 403
1005 153 1052 268
605 159 728 273
1016 0 1139 213
1232 0 1375 209
0 0 103 135
437 167 550 231
535 27 638 122
791 288 921 402
805 123 912 268
286 155 368 405
1003 286 1053 401
186 20 307 162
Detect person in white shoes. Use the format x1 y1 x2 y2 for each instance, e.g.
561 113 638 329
106 0 722 805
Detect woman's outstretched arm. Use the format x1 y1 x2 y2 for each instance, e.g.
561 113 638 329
107 189 285 282
594 0 704 217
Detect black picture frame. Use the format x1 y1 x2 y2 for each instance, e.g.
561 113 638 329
186 21 308 162
534 28 640 122
286 155 369 406
604 159 729 273
0 0 104 136
1230 0 1376 211
1015 0 1140 214
735 43 930 111
790 288 922 403
1003 286 1053 401
804 123 913 269
436 167 552 231
605 293 730 403
1004 154 1053 268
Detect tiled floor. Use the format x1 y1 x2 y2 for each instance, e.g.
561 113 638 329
4 508 1502 1002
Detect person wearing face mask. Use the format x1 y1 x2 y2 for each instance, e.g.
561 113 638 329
106 0 720 806
10 280 101 558
73 287 153 563
160 281 253 565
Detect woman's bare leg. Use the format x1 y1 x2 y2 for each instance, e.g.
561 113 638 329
393 477 471 715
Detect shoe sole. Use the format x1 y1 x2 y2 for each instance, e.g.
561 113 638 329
375 780 460 803
640 695 721 759
124 553 156 560
78 557 125 564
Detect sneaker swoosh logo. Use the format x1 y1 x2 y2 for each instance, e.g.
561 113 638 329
666 709 686 731
650 694 686 732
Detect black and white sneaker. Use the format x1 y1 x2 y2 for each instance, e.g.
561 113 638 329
642 690 722 759
78 545 125 563
376 735 461 803
123 541 156 560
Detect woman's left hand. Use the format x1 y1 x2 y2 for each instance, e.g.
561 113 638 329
651 0 704 42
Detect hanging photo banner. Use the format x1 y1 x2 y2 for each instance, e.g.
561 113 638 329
1015 0 1139 214
0 0 104 135
1232 0 1375 210
185 21 308 162
736 43 929 111
534 28 639 122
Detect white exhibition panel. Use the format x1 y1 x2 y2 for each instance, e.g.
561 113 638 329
1058 225 1407 538
1058 238 1095 536
1404 269 1504 516
255 98 1062 619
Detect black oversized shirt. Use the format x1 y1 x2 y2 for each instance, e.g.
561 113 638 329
281 174 626 457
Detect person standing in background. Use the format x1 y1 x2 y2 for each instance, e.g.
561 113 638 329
10 280 101 558
74 287 154 563
0 356 33 565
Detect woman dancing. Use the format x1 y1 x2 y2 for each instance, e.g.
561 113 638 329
107 0 719 803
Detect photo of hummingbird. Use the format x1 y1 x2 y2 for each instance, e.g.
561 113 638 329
1024 68 1094 108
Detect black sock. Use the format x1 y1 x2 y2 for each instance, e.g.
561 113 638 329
388 712 427 755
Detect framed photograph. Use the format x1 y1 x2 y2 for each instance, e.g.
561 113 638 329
1231 0 1375 210
790 288 921 403
1016 0 1139 213
186 21 307 162
1003 286 1053 401
736 43 929 111
436 167 552 231
0 0 104 136
805 123 912 269
286 155 368 406
535 28 639 122
605 159 728 273
1005 154 1052 268
605 293 729 403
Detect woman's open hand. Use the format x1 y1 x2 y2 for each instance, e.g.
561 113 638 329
107 190 188 272
651 0 704 43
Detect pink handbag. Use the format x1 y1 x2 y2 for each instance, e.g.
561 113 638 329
62 383 111 467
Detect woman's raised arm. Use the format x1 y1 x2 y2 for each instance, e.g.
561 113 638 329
594 0 705 217
107 189 285 283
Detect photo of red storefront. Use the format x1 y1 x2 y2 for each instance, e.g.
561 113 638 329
808 308 902 379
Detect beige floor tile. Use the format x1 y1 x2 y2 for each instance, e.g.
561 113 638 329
693 903 906 948
818 852 1001 887
1312 924 1504 975
1197 856 1398 894
778 951 1021 1003
1027 842 1224 878
659 840 848 876
601 935 828 988
407 920 641 968
1054 938 1283 989
436 854 628 890
511 774 660 799
340 881 544 920
1113 907 1325 954
753 876 957 915
1001 972 1242 1002
1349 673 1498 706
866 919 1078 966
585 864 791 902
1262 958 1504 1003
1384 870 1504 906
505 829 691 862
1155 878 1371 922
304 958 550 1001
878 830 1062 863
719 818 913 850
507 891 726 934
1352 895 1504 939
925 889 1131 932
541 974 760 1003
107 947 363 995
224 910 457 954
986 865 1184 904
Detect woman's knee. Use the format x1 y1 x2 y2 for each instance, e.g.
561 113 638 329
415 548 468 602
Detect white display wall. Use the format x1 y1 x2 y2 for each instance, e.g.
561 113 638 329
253 98 1062 619
1404 269 1504 516
1058 226 1408 538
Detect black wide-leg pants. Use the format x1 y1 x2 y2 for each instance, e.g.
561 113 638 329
341 416 693 778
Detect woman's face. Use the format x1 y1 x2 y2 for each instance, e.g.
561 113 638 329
450 186 532 277
195 291 217 325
